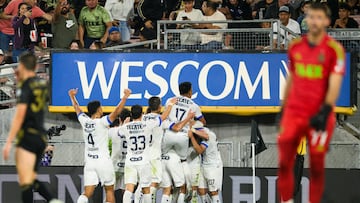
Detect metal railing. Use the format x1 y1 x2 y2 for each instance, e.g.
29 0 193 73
103 39 158 50
157 19 300 50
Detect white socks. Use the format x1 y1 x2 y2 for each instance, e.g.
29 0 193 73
177 193 185 203
77 195 88 203
282 199 294 203
150 187 157 203
123 190 133 203
211 195 221 203
161 195 170 203
143 194 151 203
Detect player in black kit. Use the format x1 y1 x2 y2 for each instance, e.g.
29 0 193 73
2 52 62 203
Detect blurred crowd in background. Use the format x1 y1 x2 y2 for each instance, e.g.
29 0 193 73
0 0 359 63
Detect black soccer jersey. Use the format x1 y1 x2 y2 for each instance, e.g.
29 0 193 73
17 76 48 134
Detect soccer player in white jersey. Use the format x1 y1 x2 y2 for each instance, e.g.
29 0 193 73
109 108 131 201
163 82 206 202
188 127 223 203
120 99 177 203
68 88 131 203
142 96 168 202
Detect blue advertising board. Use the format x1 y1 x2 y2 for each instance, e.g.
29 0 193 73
50 52 354 114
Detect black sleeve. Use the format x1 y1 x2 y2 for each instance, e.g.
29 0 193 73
347 18 359 28
17 82 31 104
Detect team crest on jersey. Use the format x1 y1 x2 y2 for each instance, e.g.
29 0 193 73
294 52 302 61
318 52 325 63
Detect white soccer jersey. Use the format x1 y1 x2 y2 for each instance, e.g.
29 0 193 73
78 113 112 162
119 117 162 166
200 128 222 166
166 96 203 123
109 127 127 172
142 113 163 160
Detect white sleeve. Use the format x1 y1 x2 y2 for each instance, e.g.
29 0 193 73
77 112 89 127
101 115 112 127
146 116 162 129
200 140 209 148
176 11 183 21
110 128 121 160
192 104 203 120
161 119 175 130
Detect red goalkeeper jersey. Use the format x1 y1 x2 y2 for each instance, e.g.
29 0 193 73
285 34 345 118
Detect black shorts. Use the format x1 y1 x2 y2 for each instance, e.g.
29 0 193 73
16 129 47 171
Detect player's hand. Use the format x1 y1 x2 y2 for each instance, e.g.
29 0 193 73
168 97 178 106
187 110 195 119
188 129 194 139
124 117 131 124
310 104 332 131
2 141 12 161
123 89 131 98
68 88 78 97
145 20 153 29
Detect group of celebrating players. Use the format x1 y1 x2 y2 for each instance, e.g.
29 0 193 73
68 81 223 203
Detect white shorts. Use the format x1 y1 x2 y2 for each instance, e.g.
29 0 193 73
187 156 201 187
84 158 115 186
160 152 185 188
124 163 152 188
151 158 162 183
114 171 125 190
198 165 223 192
162 131 189 160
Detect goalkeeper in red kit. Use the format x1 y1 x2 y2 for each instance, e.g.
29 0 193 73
278 3 345 203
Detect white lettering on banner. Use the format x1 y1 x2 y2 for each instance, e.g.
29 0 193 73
279 60 289 100
144 60 169 99
230 176 261 202
199 61 234 100
120 61 144 99
77 61 120 99
170 60 199 99
234 61 270 100
230 175 309 202
56 175 82 201
75 59 287 101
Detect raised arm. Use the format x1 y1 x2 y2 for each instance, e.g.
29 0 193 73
159 97 178 121
108 89 131 122
188 130 206 155
68 88 82 115
171 111 195 132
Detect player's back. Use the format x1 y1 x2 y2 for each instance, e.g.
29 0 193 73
167 95 203 123
286 35 345 117
143 113 163 159
18 76 48 133
109 126 127 171
78 113 111 161
201 128 222 166
121 119 160 166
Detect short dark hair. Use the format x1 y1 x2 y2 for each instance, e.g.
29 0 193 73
119 108 131 122
19 51 37 71
179 82 192 95
204 0 219 10
339 3 351 11
87 100 101 116
131 105 143 119
148 97 161 112
309 2 331 18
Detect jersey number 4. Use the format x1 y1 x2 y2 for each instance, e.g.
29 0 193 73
88 133 95 147
129 135 145 151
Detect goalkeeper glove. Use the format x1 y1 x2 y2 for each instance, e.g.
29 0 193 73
310 104 332 131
